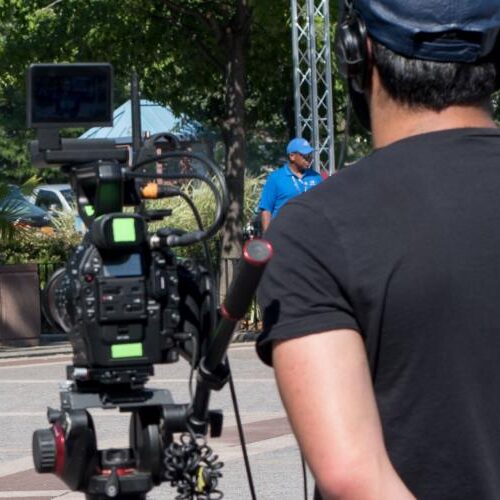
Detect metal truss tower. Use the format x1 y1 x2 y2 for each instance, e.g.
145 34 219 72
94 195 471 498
291 0 335 175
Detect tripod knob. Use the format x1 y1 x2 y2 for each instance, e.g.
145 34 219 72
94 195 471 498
32 429 57 473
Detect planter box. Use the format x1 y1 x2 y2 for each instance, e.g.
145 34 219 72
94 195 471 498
0 264 40 347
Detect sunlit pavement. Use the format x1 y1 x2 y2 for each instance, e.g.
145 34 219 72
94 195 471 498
0 343 314 499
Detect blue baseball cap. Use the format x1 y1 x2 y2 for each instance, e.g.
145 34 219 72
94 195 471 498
353 0 500 62
286 137 314 155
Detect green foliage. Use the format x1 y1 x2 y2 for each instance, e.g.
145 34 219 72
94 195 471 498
0 1 283 122
146 172 264 260
0 210 81 265
0 0 371 202
0 1 295 165
0 175 41 240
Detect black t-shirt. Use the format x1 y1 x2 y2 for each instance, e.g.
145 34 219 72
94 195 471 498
257 128 500 500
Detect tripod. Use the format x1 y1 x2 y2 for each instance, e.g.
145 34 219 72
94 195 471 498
33 238 272 499
33 382 224 499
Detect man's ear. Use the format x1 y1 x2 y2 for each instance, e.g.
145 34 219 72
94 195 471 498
366 36 373 60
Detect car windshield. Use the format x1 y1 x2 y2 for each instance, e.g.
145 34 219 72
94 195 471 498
61 189 75 204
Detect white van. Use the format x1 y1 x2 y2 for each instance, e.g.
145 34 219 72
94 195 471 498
30 184 85 232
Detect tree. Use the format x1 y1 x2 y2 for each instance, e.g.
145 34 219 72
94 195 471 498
0 0 296 260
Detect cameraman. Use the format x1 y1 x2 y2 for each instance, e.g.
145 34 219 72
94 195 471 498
257 1 500 499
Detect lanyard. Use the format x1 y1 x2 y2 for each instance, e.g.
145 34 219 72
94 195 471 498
291 174 308 194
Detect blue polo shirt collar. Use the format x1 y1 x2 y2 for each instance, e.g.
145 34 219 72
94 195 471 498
285 163 315 178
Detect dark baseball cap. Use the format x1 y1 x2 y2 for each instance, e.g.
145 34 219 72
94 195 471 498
353 0 500 62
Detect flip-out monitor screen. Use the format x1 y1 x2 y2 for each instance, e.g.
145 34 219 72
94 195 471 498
28 63 113 128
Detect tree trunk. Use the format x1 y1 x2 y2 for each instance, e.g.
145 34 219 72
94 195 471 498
219 0 251 300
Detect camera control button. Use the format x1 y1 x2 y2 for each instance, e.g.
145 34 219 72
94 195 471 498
169 311 180 326
169 293 180 306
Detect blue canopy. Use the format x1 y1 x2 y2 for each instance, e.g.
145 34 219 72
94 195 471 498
80 99 200 144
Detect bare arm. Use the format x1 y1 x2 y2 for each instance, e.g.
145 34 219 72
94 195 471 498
273 330 416 500
261 210 272 233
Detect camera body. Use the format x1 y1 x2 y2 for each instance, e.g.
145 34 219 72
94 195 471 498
50 213 212 387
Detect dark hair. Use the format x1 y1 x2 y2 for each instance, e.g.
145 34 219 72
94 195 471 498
371 40 497 111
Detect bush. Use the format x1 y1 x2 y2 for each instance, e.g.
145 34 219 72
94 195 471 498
0 212 81 265
0 173 265 267
146 173 265 262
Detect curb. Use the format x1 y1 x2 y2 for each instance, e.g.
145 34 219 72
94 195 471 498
232 330 259 343
0 330 260 360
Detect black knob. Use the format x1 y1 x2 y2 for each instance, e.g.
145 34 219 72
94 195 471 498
32 429 57 473
47 407 61 424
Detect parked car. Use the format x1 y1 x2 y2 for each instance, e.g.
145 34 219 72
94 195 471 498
0 185 52 229
30 184 76 212
30 184 85 232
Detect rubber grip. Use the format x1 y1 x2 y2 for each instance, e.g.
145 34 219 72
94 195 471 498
222 239 273 320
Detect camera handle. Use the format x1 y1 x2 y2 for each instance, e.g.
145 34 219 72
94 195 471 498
188 238 273 433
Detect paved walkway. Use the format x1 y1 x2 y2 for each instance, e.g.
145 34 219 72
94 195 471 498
0 341 71 359
0 342 313 499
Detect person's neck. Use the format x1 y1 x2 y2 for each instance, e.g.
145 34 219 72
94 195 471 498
288 162 304 178
370 71 497 149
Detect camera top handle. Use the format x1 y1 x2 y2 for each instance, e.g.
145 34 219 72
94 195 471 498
62 149 228 249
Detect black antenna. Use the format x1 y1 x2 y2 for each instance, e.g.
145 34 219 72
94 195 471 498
131 71 142 161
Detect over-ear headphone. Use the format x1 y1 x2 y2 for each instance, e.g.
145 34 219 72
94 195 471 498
335 0 369 94
335 0 371 130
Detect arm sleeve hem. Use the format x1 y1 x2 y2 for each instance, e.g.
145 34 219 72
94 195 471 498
256 312 361 366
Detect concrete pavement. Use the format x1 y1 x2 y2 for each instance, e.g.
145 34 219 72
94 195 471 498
0 341 314 499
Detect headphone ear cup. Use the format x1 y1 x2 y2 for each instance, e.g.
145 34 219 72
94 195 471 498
335 10 368 93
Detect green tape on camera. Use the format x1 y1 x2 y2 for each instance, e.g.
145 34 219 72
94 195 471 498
111 343 143 359
84 205 95 216
112 217 136 243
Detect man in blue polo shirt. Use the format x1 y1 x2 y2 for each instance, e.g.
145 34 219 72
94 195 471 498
258 137 323 232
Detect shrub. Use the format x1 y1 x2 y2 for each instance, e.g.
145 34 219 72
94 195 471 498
0 173 265 267
0 211 81 265
146 173 265 262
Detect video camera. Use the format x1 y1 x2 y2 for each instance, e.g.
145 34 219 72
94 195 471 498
29 63 272 499
29 63 224 391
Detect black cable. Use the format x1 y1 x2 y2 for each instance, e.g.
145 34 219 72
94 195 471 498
171 191 213 401
129 149 229 246
130 150 229 215
338 99 352 170
176 190 215 280
164 432 224 499
133 166 218 398
177 192 218 341
301 453 308 500
226 358 257 500
188 334 199 402
128 171 224 245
